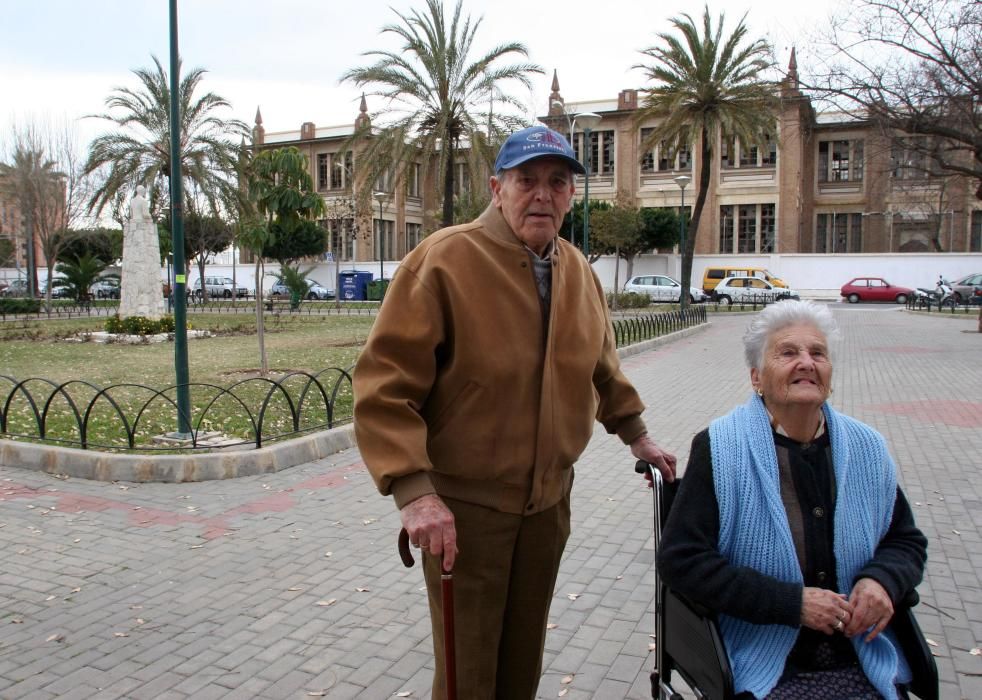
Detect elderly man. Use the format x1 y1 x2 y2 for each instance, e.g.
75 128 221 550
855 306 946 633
353 125 676 699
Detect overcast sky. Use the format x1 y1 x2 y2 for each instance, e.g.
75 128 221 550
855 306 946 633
1 0 845 149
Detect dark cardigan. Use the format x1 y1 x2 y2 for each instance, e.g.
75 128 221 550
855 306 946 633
657 428 927 669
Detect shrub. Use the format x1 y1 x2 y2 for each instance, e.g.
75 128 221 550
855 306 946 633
0 298 43 315
606 291 651 309
104 315 177 336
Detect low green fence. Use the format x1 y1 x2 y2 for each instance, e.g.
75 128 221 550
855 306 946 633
613 306 707 348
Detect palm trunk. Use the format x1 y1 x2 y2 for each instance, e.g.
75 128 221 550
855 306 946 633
681 127 712 309
442 140 456 227
612 246 620 311
254 258 267 375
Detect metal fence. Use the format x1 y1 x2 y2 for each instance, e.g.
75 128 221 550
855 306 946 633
0 299 381 321
0 367 354 452
0 302 717 453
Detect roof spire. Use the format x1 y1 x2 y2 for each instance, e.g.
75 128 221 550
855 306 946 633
548 69 564 116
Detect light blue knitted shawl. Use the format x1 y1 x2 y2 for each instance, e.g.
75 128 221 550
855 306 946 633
709 394 909 699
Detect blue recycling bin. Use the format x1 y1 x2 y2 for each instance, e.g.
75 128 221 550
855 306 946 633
338 271 374 301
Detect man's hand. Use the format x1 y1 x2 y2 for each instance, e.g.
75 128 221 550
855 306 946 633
846 577 894 642
631 434 677 482
800 586 854 635
401 494 458 571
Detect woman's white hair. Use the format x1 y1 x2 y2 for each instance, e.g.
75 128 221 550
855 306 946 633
743 300 839 370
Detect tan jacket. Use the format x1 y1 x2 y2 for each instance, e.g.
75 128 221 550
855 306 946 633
353 206 647 515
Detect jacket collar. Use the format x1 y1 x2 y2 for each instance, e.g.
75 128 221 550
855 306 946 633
477 205 560 258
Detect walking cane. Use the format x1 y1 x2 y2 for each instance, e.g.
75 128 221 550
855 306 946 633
399 528 457 700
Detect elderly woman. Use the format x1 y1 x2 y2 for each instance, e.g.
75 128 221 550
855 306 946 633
658 300 927 700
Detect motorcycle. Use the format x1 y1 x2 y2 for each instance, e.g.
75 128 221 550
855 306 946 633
914 276 956 309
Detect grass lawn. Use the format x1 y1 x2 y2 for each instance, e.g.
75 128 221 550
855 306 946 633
0 313 375 450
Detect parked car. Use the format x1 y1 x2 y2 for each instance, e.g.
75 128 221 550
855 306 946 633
839 277 912 304
192 276 249 299
623 275 707 303
714 276 799 305
701 266 789 296
950 272 982 304
1 279 30 297
39 278 72 299
269 278 335 300
90 277 121 299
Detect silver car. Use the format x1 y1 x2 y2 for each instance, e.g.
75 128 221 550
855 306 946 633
950 272 982 304
713 276 799 305
623 275 707 303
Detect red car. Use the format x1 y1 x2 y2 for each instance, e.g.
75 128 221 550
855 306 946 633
840 277 913 304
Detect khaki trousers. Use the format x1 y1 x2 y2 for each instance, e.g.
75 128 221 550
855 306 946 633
422 491 572 700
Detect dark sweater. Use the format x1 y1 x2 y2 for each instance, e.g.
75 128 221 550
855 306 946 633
657 428 927 669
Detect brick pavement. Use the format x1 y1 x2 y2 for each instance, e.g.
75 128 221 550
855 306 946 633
0 306 979 699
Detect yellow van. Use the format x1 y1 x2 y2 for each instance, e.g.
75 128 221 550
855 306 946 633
702 267 789 296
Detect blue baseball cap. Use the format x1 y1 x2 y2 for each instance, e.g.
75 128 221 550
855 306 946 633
494 125 586 175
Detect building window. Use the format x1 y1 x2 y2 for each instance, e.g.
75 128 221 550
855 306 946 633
406 222 422 252
971 211 981 252
375 167 394 194
317 154 329 191
323 218 355 261
720 203 776 253
739 145 759 168
737 205 757 253
719 205 735 253
760 203 775 253
572 130 615 175
407 163 421 199
375 219 395 260
640 129 691 174
818 140 864 182
453 163 470 195
816 213 863 253
762 137 777 166
327 151 353 190
891 137 939 180
721 136 736 168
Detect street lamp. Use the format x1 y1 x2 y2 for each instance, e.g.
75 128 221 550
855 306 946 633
674 174 691 309
551 100 580 248
576 112 601 258
373 191 386 287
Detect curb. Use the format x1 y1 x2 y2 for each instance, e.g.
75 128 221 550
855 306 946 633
0 424 356 483
0 323 709 483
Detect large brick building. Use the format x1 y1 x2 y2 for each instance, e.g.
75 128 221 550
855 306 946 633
256 57 982 265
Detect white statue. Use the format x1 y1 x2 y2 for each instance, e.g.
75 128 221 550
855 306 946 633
119 185 165 320
129 185 151 222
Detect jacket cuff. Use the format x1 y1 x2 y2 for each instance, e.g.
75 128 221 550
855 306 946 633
390 471 437 510
616 415 648 445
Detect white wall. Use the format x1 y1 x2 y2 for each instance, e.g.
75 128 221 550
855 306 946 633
4 252 979 299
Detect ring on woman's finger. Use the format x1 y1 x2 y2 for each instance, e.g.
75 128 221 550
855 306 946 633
834 619 844 631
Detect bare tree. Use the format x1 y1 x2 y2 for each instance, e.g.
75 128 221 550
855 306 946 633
0 118 94 311
804 0 981 197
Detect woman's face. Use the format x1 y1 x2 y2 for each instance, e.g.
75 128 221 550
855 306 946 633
751 323 832 413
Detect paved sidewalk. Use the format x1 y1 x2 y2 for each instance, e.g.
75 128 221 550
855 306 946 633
0 306 979 699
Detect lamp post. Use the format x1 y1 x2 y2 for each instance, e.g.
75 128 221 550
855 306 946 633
674 174 691 309
168 0 191 437
551 100 580 248
373 191 386 288
577 112 602 259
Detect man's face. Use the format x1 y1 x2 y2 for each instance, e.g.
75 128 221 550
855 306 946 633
489 157 575 255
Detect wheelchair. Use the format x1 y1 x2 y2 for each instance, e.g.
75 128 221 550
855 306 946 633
636 460 939 700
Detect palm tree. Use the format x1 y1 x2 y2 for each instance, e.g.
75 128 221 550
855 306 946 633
635 6 778 307
0 143 61 303
341 0 542 227
84 55 248 220
54 252 110 303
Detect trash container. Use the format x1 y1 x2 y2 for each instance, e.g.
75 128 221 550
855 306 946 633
367 279 390 301
338 271 373 301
